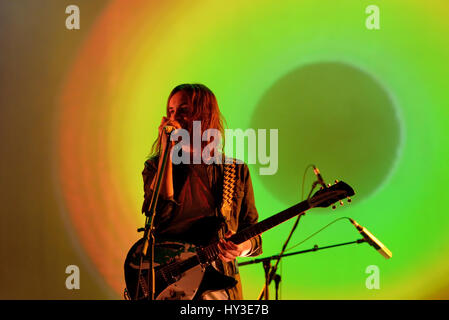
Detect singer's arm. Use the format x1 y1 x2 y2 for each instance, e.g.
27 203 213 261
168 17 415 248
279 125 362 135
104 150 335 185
141 120 180 214
152 117 182 199
141 154 178 216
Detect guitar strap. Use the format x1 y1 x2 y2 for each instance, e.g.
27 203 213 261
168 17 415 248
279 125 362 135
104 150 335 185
218 157 236 278
201 155 239 299
220 157 236 229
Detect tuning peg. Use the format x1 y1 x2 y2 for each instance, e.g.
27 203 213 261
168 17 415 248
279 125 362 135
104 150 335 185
347 197 352 203
340 200 344 206
335 179 339 184
327 183 332 187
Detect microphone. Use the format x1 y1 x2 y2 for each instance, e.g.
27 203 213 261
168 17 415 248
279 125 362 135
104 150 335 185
163 125 176 134
312 165 327 188
349 218 392 259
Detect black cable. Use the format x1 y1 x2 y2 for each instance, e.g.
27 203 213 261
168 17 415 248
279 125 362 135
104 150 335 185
288 167 351 253
285 217 351 252
301 164 315 201
269 165 347 298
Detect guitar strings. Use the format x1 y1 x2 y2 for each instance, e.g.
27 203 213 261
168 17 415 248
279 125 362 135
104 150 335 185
156 164 324 283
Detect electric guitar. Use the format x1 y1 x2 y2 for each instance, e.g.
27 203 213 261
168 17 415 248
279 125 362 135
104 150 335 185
124 180 354 300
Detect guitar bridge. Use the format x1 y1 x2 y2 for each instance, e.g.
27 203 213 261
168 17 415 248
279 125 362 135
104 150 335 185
196 247 212 271
200 262 209 272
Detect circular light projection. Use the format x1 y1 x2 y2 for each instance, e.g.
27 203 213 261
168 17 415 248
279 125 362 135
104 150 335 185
56 0 449 299
251 62 403 206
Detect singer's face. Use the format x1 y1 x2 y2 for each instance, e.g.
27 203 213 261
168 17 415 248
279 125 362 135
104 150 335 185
167 91 193 131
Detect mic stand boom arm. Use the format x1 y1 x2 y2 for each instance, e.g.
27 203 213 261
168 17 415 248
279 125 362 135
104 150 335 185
239 238 366 300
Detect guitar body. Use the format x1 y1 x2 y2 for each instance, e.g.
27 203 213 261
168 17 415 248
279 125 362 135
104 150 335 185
124 238 236 300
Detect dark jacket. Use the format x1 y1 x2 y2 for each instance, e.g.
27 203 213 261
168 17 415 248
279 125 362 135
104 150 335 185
141 156 262 300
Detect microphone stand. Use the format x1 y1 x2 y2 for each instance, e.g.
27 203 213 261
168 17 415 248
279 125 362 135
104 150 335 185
137 129 173 300
238 238 367 300
255 179 323 300
256 212 304 300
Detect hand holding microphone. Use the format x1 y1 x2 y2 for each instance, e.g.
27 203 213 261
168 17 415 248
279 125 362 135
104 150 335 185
158 116 181 135
157 117 181 152
163 125 176 134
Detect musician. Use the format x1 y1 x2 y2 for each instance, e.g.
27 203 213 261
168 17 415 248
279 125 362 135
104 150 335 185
141 84 262 300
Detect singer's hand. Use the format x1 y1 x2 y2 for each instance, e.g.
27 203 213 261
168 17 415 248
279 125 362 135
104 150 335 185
158 116 182 151
158 116 181 136
150 116 182 199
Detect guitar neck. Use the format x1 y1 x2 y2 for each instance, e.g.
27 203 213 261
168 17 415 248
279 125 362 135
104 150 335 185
228 199 311 245
164 199 312 279
154 181 354 285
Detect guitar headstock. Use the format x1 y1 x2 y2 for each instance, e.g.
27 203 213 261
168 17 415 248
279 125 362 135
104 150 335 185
308 180 355 208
